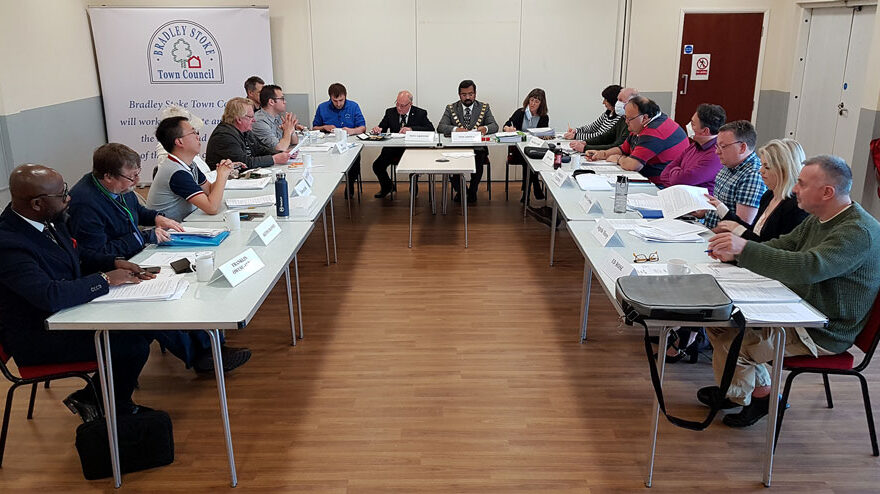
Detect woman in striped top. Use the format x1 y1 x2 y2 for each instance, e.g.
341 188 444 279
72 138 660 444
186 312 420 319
563 84 622 140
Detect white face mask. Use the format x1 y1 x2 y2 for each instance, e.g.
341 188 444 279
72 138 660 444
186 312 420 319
686 121 695 138
524 107 533 120
614 100 626 116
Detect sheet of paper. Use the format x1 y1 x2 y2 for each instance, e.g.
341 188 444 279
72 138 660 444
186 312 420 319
604 219 649 230
575 173 613 191
657 185 716 219
299 144 334 153
91 277 187 303
226 194 276 208
169 226 226 237
139 250 212 267
582 159 616 166
390 133 406 138
719 280 802 303
193 155 215 184
442 152 475 159
627 193 662 210
583 165 622 173
693 262 769 281
631 263 669 276
644 218 708 237
224 176 271 190
737 302 827 325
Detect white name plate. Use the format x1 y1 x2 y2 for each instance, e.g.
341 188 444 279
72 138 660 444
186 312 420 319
529 136 545 147
451 131 481 143
591 218 622 247
405 131 436 142
335 141 355 153
579 192 602 214
551 169 569 187
253 216 281 246
218 248 265 287
602 250 636 280
542 150 555 168
303 165 314 187
293 178 311 197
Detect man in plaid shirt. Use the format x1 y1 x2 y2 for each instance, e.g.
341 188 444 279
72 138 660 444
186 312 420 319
701 121 765 229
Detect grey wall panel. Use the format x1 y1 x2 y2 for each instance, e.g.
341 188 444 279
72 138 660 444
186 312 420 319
640 91 673 115
755 90 790 146
284 93 310 126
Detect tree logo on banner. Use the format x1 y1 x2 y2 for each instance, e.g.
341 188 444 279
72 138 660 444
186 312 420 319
148 20 224 84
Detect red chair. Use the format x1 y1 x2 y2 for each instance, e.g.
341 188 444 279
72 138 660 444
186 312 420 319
774 292 880 456
0 342 98 466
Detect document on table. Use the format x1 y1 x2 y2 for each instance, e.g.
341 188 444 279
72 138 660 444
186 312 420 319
604 219 649 230
719 280 801 303
193 156 216 184
169 226 226 238
299 143 335 152
693 262 769 281
139 250 212 267
737 302 827 325
627 193 662 210
656 185 715 219
224 176 271 190
600 171 651 184
226 194 276 208
575 173 613 191
632 263 669 276
91 277 189 303
582 159 616 166
629 219 707 243
442 151 475 159
583 165 623 173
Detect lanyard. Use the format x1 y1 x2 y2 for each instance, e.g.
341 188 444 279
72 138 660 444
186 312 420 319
91 175 139 237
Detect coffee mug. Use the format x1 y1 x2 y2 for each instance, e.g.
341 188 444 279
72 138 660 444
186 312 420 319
191 253 215 282
667 258 690 275
225 210 241 231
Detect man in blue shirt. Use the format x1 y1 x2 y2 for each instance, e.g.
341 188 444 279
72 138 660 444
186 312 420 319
312 83 366 197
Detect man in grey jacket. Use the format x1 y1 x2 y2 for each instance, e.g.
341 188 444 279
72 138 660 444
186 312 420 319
205 97 288 170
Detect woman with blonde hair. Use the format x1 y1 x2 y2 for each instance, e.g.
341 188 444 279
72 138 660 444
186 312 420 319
712 138 808 241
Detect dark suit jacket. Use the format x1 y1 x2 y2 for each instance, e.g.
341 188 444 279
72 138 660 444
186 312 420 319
0 205 113 360
68 173 158 263
437 100 499 136
503 107 549 130
376 106 434 133
205 122 276 170
723 190 808 242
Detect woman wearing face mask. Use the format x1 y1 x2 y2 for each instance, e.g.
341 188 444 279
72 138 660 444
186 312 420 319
568 86 634 153
709 138 808 241
503 88 549 202
655 103 726 193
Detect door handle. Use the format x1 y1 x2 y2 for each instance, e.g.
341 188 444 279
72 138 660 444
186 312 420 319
837 102 848 116
680 74 689 95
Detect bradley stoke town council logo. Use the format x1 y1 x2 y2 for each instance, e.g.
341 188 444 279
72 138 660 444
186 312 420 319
148 20 223 84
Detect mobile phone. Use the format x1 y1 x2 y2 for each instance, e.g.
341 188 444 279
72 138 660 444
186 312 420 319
142 266 161 274
170 258 193 274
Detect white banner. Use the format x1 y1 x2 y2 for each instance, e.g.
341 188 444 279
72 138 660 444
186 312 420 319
88 7 273 182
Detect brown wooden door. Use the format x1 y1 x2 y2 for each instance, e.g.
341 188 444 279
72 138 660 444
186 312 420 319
674 13 764 128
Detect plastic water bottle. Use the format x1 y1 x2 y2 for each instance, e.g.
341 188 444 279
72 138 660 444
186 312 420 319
275 173 289 217
613 175 629 214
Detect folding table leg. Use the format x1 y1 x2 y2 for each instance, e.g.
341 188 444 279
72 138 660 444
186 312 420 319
645 326 673 487
207 329 237 487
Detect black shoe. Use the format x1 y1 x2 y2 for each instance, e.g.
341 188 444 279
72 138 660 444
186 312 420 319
194 346 252 373
533 186 545 201
722 395 770 427
453 192 461 203
374 188 392 199
467 192 477 204
63 389 102 423
697 386 740 410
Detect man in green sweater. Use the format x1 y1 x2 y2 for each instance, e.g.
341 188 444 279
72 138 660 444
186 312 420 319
704 154 880 427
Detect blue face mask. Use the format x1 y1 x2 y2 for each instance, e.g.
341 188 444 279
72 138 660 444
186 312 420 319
524 107 533 121
614 100 626 116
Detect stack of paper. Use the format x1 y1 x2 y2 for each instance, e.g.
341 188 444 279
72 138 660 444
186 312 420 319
526 127 554 137
600 171 651 183
226 194 276 208
693 262 770 281
92 277 189 303
628 193 662 210
604 219 649 230
656 185 715 219
169 226 227 238
494 131 523 143
719 279 801 303
224 176 271 190
737 303 826 325
629 218 707 243
574 173 613 191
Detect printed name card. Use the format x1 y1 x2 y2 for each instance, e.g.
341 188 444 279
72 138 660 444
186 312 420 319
335 141 354 153
603 250 636 280
218 248 265 287
293 178 311 197
551 169 569 187
451 131 481 143
591 218 622 247
253 216 281 246
542 150 555 168
303 166 314 187
529 136 545 148
579 192 601 214
405 131 435 142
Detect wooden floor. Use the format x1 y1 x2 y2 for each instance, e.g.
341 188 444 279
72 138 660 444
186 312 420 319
2 183 879 493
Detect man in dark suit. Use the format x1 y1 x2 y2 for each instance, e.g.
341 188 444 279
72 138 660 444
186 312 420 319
68 143 252 373
370 90 435 198
0 164 156 419
437 79 498 203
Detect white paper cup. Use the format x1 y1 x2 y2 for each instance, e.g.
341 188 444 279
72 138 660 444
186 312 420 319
667 258 690 275
334 128 346 142
225 210 241 231
192 254 215 282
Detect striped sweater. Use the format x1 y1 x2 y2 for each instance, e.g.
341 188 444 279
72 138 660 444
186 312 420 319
575 110 621 140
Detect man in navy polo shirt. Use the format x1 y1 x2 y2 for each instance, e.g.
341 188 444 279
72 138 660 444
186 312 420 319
312 83 366 197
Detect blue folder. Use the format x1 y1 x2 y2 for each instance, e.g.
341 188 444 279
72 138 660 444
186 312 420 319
160 231 230 247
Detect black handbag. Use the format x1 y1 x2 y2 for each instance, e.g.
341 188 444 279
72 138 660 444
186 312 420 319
616 275 746 431
75 408 174 480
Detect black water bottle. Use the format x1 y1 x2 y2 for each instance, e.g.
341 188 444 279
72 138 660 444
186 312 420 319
275 173 289 217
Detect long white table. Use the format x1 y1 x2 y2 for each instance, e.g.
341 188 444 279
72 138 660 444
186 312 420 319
564 220 827 487
46 219 315 487
395 149 476 248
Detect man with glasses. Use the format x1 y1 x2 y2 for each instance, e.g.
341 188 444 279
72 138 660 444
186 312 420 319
585 96 688 183
0 164 157 419
253 84 303 152
206 97 288 170
370 90 435 198
69 143 252 374
147 116 234 222
697 120 765 229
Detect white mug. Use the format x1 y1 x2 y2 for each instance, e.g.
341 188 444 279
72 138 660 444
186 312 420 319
667 258 690 275
225 210 241 231
303 153 313 168
191 253 215 282
334 128 346 142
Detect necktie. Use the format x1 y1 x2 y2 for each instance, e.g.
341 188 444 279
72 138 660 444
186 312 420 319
400 114 406 128
464 107 471 128
43 222 59 246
